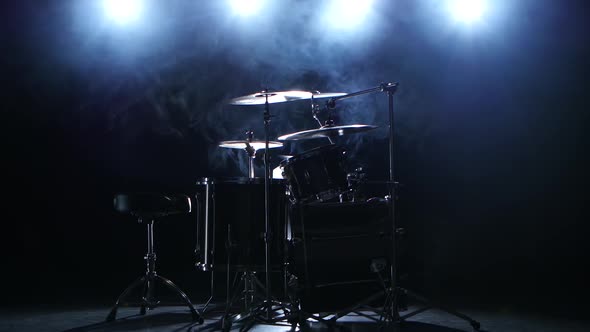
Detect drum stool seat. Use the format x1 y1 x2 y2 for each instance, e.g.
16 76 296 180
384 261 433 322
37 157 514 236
106 193 203 324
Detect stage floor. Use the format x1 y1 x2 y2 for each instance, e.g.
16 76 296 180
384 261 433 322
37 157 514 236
1 303 588 332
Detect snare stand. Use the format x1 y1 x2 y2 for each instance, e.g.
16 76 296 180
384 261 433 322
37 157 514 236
320 83 481 331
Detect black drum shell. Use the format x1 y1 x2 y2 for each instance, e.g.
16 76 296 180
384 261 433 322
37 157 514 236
281 145 348 203
194 177 287 271
288 199 391 313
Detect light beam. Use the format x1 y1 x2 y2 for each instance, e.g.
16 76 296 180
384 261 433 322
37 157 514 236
448 0 487 23
102 0 144 25
229 0 264 17
325 0 374 30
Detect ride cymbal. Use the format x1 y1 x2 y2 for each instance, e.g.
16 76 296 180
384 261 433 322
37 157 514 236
229 90 346 105
277 124 377 141
218 140 283 150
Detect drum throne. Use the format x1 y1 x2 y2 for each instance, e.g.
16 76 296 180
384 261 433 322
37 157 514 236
105 193 203 324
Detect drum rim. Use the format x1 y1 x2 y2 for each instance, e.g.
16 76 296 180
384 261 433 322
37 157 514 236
196 176 286 185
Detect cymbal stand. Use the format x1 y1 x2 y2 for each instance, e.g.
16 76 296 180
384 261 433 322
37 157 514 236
311 96 323 127
310 97 335 145
311 83 481 331
262 92 273 318
220 91 289 332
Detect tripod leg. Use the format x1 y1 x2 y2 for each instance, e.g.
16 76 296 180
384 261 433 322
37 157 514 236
156 275 204 324
379 288 394 323
386 287 402 322
218 272 251 330
209 274 247 332
402 288 480 331
106 275 146 322
139 274 154 315
239 317 257 332
327 287 387 322
221 315 232 332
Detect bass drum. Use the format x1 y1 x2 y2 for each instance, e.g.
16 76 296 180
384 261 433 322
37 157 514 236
194 177 287 271
281 144 348 203
288 199 391 313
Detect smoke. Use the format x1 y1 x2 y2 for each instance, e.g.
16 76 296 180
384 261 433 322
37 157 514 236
57 0 441 180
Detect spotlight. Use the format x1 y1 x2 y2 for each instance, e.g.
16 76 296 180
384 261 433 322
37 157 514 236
102 0 144 25
448 0 486 23
326 0 374 30
229 0 264 17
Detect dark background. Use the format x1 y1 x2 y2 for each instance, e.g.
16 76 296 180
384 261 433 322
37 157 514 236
2 0 589 318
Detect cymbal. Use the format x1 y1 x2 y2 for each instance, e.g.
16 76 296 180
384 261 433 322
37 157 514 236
229 90 346 105
219 140 283 150
277 124 378 141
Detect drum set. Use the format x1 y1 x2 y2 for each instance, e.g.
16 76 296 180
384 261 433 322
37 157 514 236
192 84 482 331
192 84 392 325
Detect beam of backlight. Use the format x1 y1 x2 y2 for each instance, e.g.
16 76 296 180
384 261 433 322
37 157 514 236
102 0 144 25
229 0 264 17
325 0 374 30
448 0 487 23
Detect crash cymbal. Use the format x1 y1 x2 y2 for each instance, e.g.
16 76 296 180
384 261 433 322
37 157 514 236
277 124 378 141
229 90 346 105
219 140 283 150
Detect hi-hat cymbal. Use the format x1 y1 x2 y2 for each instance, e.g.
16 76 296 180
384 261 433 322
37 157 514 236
229 90 346 105
277 124 378 141
219 140 283 150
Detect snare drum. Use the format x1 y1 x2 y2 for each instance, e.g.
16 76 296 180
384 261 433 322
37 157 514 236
194 177 287 271
280 144 348 203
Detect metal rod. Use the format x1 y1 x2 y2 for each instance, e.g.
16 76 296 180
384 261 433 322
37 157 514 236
148 221 154 255
387 87 398 306
332 81 399 319
249 155 255 179
246 131 255 179
195 193 201 264
146 220 155 274
263 94 272 319
388 91 395 182
204 181 211 269
326 86 383 106
382 82 400 321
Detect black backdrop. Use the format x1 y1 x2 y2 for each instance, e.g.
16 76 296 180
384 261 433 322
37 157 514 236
2 0 589 317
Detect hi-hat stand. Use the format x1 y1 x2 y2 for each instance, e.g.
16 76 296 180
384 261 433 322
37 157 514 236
317 82 481 331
